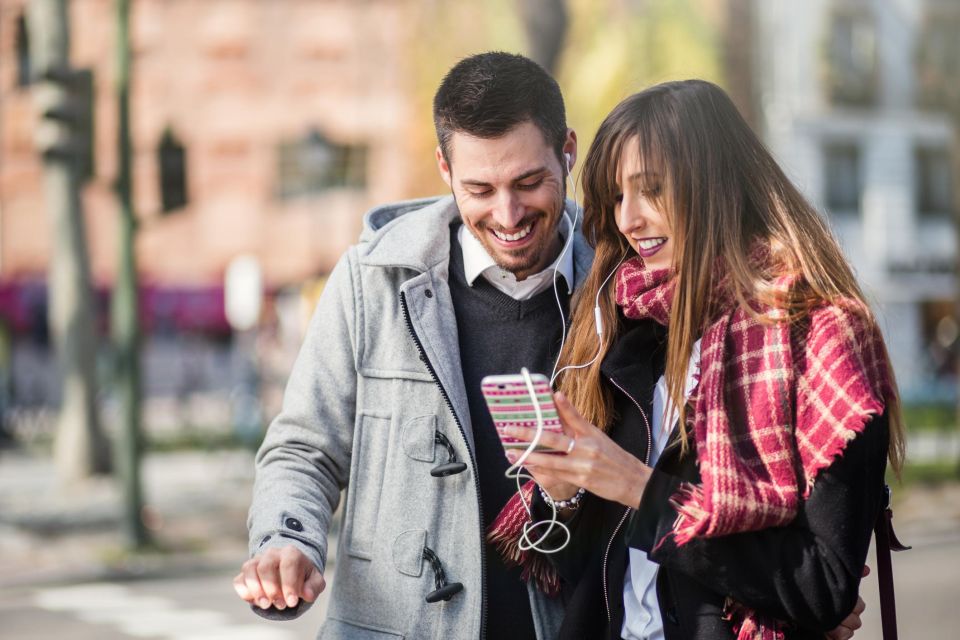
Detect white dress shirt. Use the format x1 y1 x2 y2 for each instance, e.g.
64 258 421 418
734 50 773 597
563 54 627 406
621 340 701 640
458 213 575 301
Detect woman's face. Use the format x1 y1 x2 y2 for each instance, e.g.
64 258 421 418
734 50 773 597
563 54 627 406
614 136 673 271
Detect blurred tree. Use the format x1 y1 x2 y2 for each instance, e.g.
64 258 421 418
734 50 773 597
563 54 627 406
518 0 569 74
402 0 725 198
722 0 757 127
915 8 960 438
27 0 110 479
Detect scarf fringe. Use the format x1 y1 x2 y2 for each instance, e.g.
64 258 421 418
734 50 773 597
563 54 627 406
668 482 710 547
485 482 562 597
725 599 788 640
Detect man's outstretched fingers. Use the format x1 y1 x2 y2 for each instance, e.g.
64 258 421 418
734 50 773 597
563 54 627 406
279 547 307 607
232 570 253 602
302 567 327 602
254 551 283 609
239 558 270 609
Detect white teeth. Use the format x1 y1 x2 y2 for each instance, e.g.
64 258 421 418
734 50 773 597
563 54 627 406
638 238 666 250
493 224 532 242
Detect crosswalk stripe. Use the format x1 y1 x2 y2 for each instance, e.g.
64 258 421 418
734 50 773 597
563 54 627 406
33 583 298 640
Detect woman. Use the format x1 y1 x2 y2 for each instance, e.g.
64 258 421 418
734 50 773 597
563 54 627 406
489 80 904 640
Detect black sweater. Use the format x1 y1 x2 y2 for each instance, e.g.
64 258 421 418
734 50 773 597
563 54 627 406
547 318 889 640
448 225 571 640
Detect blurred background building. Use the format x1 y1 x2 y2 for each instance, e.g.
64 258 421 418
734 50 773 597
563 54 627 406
754 0 959 403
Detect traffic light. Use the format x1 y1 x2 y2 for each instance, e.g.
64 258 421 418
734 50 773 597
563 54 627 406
36 66 95 182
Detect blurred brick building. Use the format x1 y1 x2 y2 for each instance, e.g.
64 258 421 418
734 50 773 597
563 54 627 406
0 0 434 433
1 0 422 297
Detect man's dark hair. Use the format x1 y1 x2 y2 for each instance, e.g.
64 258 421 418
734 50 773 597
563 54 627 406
433 51 567 166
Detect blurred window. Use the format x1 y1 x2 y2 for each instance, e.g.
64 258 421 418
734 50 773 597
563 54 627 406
16 13 31 87
915 146 953 218
276 129 367 200
824 8 877 107
158 129 188 213
824 142 861 214
915 9 960 111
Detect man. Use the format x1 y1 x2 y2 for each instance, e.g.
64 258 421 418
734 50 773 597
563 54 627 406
234 51 867 640
234 52 585 639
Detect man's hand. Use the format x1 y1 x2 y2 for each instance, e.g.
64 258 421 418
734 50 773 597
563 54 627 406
233 545 326 610
826 566 870 639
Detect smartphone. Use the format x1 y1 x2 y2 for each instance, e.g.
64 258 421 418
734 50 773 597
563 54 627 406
481 373 563 452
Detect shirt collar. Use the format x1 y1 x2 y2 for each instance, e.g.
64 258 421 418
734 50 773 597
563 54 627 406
458 212 575 301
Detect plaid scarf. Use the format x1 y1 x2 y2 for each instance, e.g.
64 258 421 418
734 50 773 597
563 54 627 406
488 255 892 639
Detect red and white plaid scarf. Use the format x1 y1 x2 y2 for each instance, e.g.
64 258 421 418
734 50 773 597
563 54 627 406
488 255 892 639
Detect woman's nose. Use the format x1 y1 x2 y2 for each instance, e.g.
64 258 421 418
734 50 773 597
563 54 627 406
617 198 645 235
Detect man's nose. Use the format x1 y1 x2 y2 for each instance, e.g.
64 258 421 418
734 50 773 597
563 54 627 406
491 192 526 230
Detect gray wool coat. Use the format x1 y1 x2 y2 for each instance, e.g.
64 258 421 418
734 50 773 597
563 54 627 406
248 195 594 639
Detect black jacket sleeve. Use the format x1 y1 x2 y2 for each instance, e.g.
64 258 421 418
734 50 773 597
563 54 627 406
627 412 890 632
530 487 605 585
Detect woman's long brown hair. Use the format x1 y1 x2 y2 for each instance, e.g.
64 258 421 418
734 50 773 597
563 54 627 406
557 80 905 473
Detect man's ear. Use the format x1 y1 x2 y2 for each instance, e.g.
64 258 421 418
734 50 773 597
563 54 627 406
562 128 578 173
436 146 452 188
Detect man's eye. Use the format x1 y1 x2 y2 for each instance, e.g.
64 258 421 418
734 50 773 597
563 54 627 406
469 189 493 198
517 179 543 190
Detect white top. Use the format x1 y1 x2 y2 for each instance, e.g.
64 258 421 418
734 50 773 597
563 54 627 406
458 213 575 301
621 340 701 640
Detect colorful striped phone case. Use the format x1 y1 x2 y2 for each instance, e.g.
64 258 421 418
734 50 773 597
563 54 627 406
481 373 563 451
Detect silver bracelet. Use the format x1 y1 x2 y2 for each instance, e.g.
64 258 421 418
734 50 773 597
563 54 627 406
539 485 586 511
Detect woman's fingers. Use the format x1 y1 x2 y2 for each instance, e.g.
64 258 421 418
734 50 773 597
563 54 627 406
553 392 600 436
501 425 570 451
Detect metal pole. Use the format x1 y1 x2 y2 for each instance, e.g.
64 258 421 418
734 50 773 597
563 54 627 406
112 0 148 549
28 0 110 479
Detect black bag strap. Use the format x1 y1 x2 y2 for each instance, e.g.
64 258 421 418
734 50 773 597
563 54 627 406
874 484 911 640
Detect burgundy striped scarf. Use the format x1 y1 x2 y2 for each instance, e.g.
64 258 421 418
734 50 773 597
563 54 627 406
488 255 892 639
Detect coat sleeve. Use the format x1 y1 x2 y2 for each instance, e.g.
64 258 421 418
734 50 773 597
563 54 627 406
626 412 890 633
245 250 361 617
531 489 605 586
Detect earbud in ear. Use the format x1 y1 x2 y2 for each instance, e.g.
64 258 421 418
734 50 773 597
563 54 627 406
564 152 573 173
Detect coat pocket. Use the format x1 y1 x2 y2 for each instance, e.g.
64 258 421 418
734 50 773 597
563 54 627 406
320 617 404 640
342 413 391 559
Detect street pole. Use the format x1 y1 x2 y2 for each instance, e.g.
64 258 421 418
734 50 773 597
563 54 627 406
27 0 110 479
112 0 148 549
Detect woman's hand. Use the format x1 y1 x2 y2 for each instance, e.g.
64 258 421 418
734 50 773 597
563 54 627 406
502 391 653 509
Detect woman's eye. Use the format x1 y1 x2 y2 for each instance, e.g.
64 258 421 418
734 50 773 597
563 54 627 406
613 193 624 204
642 184 661 197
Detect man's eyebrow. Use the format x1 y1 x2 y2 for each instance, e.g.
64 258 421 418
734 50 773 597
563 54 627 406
512 167 549 183
459 166 550 188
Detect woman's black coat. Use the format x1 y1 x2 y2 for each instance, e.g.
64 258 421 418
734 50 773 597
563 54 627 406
541 318 889 640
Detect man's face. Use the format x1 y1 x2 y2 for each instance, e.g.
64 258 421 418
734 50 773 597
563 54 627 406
437 121 576 281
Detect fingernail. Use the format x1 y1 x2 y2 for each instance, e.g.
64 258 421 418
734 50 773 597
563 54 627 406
274 599 286 610
303 587 314 601
258 598 270 609
286 594 298 607
506 452 517 462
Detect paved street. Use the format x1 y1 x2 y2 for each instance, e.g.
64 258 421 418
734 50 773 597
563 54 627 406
0 567 329 640
1 449 958 639
0 535 957 639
